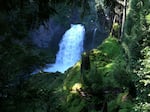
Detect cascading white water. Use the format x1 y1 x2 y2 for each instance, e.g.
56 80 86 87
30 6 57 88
91 28 97 48
44 24 85 73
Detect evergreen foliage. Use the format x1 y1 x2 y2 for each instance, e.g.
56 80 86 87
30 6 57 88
0 0 150 112
122 0 150 111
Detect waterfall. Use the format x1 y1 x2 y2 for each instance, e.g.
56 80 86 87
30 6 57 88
44 24 85 73
91 28 97 48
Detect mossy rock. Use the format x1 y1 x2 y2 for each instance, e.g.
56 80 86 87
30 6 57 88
63 62 82 90
98 37 123 58
7 36 128 112
61 36 128 111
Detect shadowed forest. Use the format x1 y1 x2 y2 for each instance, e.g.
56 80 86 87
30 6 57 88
0 0 150 112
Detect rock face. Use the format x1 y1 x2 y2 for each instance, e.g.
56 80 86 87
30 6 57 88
30 19 67 49
30 1 109 52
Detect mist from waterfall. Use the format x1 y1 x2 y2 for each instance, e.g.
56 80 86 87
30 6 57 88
44 24 85 73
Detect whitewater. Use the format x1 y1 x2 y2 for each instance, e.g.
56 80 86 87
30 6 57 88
44 24 85 73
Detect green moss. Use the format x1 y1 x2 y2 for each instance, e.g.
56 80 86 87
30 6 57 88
2 35 128 112
66 97 87 112
2 29 131 112
61 36 128 111
63 62 82 90
98 37 123 58
113 22 120 31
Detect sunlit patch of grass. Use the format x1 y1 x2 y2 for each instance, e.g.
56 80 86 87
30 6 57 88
70 83 82 94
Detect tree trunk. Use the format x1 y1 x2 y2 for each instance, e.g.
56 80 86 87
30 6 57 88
120 0 127 40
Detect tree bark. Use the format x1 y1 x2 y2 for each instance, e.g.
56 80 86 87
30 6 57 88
120 0 127 40
116 0 124 6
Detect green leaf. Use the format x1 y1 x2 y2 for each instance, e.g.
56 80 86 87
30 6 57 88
145 14 150 24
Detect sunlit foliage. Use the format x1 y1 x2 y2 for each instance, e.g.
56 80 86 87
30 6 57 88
122 0 150 111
